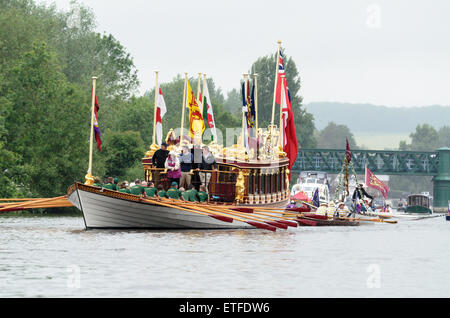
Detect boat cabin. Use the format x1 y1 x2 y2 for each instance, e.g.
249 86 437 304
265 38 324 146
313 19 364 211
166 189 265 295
142 154 291 206
406 194 432 214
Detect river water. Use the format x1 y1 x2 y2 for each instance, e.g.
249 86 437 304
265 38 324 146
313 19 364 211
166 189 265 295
0 213 449 298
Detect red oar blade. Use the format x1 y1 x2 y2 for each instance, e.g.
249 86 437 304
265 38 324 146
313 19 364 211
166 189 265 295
277 220 298 228
209 215 233 223
297 218 317 226
0 207 25 212
246 221 276 232
265 221 288 230
231 207 253 213
286 207 311 213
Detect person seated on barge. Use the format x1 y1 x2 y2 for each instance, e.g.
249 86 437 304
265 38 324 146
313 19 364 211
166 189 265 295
335 202 350 218
156 184 167 198
130 179 146 195
166 182 182 199
118 181 131 194
316 202 328 216
197 185 208 202
181 185 199 202
145 181 157 197
103 177 117 191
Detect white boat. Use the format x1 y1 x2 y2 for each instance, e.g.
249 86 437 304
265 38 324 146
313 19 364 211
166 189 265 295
291 171 330 204
68 183 253 229
68 152 291 229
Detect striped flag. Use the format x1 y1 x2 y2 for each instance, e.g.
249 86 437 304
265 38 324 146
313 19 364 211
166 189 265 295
93 94 102 151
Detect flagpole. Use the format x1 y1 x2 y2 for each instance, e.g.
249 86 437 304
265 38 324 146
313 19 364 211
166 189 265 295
278 75 285 147
201 73 206 138
152 70 159 146
271 39 282 126
197 72 202 102
242 73 249 147
87 76 97 176
253 73 259 134
180 72 188 145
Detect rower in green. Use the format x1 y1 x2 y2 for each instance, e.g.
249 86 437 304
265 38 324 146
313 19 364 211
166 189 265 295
93 176 103 188
181 185 199 202
145 181 157 197
166 182 181 199
118 181 131 194
197 185 209 202
130 179 145 195
103 177 117 190
156 184 167 198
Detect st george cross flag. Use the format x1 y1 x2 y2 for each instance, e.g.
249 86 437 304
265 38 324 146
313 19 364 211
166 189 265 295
93 94 102 151
202 80 217 141
155 86 167 146
365 165 390 199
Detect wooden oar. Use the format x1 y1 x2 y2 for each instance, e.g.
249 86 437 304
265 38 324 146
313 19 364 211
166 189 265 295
166 200 295 229
0 196 67 211
339 217 397 224
163 200 284 230
225 207 298 227
141 198 276 231
208 206 289 230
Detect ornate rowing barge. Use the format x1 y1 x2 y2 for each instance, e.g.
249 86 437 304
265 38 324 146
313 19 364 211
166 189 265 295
68 152 291 229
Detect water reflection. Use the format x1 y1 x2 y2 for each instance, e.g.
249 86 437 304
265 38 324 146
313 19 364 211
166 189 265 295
0 215 449 297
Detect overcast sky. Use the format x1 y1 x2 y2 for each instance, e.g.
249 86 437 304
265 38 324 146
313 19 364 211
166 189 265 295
39 0 450 107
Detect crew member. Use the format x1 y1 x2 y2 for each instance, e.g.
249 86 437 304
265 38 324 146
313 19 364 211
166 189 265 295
152 142 169 185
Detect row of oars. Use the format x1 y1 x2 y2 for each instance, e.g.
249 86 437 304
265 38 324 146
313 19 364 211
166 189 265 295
140 197 301 232
0 196 73 212
0 195 396 228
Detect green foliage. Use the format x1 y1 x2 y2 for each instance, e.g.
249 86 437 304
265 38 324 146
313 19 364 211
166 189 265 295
100 131 145 178
316 122 357 149
5 42 89 197
398 124 443 151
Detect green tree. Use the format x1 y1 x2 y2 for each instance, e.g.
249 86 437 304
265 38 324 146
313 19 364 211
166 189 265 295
398 124 439 151
5 43 89 197
316 122 357 149
438 126 450 148
100 131 145 177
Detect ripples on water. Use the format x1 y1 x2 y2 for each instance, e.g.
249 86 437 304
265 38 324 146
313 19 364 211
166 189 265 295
0 214 449 297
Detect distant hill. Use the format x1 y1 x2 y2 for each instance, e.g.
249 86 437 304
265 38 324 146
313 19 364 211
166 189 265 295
305 102 450 134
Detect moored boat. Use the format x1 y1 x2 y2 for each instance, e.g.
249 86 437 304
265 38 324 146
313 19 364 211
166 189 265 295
296 214 360 226
405 194 433 214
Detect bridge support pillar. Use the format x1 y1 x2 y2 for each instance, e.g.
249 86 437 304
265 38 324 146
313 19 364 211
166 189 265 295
433 147 450 213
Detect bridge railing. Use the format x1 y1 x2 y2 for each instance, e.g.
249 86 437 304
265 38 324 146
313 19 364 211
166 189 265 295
292 149 439 175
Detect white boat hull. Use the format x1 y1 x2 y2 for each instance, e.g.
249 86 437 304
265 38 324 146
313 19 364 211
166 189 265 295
68 183 253 229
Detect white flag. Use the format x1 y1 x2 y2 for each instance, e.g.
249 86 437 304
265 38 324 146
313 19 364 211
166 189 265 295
155 87 167 145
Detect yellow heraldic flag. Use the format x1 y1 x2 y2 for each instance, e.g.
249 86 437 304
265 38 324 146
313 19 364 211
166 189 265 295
186 80 205 138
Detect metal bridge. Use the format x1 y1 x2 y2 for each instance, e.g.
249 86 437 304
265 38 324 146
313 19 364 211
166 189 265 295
291 148 450 212
292 149 439 175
